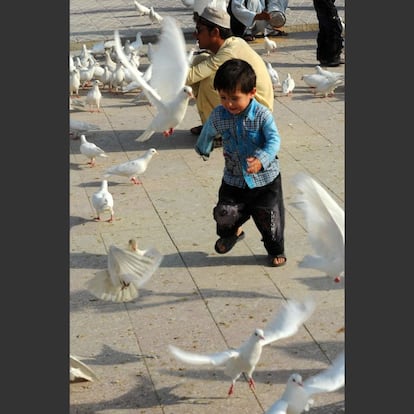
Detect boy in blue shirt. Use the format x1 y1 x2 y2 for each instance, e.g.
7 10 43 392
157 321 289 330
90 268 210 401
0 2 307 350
195 58 286 267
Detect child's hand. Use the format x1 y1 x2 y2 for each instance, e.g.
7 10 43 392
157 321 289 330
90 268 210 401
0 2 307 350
246 157 262 174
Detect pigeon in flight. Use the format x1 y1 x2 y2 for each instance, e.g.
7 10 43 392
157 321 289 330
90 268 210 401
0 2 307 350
292 172 344 282
113 17 194 142
79 134 108 167
91 180 114 222
265 351 345 414
104 148 158 185
87 239 163 302
70 354 98 382
169 297 316 396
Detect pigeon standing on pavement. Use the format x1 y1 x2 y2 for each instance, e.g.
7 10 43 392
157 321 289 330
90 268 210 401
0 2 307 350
282 73 295 95
133 0 150 16
314 65 345 83
313 76 344 97
113 17 194 142
91 180 114 222
148 6 163 24
169 297 316 396
69 118 100 139
292 172 344 282
104 148 158 184
264 36 278 55
70 354 98 382
301 73 328 88
79 134 108 167
86 79 102 112
265 351 345 414
266 61 281 90
87 239 164 302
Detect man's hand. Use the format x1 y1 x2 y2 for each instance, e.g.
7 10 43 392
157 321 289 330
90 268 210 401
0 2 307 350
254 11 271 21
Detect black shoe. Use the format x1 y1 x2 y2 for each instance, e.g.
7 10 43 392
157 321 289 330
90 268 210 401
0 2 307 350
320 58 345 67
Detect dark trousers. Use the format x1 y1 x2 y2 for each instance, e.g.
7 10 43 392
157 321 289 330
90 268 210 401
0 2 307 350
313 0 344 62
214 174 285 257
227 0 248 37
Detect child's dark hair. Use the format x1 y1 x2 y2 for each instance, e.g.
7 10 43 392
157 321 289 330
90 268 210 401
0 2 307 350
214 59 256 94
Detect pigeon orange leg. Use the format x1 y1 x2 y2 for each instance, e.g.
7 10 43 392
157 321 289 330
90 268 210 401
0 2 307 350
163 128 174 137
248 377 256 390
130 177 141 185
227 383 235 396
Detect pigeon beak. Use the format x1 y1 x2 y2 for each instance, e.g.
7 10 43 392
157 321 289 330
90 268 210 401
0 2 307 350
260 335 265 340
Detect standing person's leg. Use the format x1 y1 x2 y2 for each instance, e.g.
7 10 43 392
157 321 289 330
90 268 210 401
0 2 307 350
251 174 286 266
313 0 344 66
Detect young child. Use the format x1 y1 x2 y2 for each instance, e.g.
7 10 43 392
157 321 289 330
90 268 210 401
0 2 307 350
195 58 286 267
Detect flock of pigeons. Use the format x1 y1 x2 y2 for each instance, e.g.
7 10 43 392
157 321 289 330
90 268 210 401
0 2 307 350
70 2 345 412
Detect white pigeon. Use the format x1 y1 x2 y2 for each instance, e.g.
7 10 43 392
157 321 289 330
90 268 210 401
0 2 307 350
265 351 345 414
266 61 281 89
133 0 150 16
87 239 164 302
149 6 163 24
79 134 108 167
169 297 316 396
69 68 81 97
301 73 328 88
90 40 106 55
104 148 158 185
282 73 295 95
315 65 345 83
91 180 114 222
70 118 101 138
313 76 344 98
113 19 194 142
70 354 98 382
86 79 102 112
292 172 344 283
130 31 144 53
264 36 278 55
181 0 194 7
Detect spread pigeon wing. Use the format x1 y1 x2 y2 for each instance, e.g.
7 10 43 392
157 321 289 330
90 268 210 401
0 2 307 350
303 351 345 395
107 244 163 288
168 345 238 366
70 355 98 382
114 17 188 106
262 297 316 345
293 172 344 278
149 17 189 102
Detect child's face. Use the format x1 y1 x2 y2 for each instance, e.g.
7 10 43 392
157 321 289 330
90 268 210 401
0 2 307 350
218 87 257 115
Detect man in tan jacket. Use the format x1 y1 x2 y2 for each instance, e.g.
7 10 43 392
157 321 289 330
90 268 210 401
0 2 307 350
186 5 274 139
